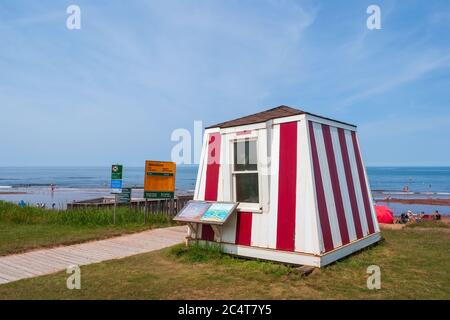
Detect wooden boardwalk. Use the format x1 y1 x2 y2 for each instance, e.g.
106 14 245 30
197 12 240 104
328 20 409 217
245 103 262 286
0 226 187 285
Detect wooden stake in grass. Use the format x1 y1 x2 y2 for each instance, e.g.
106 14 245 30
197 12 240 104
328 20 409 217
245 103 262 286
113 200 117 225
144 199 148 224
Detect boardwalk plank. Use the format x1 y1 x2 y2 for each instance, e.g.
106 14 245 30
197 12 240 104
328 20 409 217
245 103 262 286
0 226 185 285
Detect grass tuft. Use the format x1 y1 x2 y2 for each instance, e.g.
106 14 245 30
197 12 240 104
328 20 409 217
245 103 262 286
168 243 293 276
169 243 224 263
405 221 449 229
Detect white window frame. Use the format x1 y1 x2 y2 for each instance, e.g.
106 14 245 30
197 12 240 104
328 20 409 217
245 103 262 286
230 134 263 212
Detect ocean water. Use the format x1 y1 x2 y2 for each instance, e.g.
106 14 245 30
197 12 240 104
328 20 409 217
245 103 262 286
0 166 449 214
0 166 198 209
0 166 198 191
367 167 450 194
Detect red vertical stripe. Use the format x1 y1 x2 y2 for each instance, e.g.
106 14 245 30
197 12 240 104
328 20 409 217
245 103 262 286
235 212 252 246
276 122 297 251
201 223 215 241
201 132 221 241
321 125 350 245
338 128 363 239
351 131 375 235
204 133 221 201
309 121 334 252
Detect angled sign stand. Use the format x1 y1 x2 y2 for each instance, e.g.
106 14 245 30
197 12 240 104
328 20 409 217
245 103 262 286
173 200 239 225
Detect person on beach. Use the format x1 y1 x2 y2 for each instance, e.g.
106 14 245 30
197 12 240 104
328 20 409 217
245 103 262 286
407 210 416 222
399 212 409 224
418 211 425 222
434 210 441 221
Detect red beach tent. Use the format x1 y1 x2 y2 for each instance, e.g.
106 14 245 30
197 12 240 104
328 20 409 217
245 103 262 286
374 205 394 224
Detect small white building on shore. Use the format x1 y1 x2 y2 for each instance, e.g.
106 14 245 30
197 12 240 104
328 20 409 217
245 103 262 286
190 106 380 267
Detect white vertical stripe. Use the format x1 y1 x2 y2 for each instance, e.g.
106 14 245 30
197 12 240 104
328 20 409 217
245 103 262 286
266 124 280 249
222 212 238 243
258 128 270 214
295 120 320 254
216 135 224 202
221 134 231 202
219 133 239 244
345 130 369 236
251 128 270 248
308 121 324 253
194 132 209 200
353 133 380 233
313 122 342 248
330 127 357 242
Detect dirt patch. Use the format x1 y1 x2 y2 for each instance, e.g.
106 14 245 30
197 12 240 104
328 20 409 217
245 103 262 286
379 223 405 230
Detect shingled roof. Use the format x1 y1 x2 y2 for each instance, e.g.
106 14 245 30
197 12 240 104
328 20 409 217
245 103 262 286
206 105 356 129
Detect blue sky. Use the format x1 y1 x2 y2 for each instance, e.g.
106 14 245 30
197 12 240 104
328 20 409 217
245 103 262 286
0 0 449 166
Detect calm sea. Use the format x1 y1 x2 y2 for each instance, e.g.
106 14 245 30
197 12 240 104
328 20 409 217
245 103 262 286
367 167 450 194
0 166 198 191
0 166 449 214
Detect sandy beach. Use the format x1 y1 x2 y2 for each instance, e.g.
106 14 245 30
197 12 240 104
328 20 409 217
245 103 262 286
377 198 450 206
0 192 27 195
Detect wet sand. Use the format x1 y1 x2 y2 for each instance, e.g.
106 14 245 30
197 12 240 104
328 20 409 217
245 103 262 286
0 192 28 195
376 198 450 206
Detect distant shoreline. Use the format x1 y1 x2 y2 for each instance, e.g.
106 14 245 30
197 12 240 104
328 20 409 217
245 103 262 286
0 192 27 195
1 190 450 205
374 198 450 206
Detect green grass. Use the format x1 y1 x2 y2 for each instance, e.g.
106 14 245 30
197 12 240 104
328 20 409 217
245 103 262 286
0 201 175 255
0 224 448 299
405 220 449 229
168 243 293 277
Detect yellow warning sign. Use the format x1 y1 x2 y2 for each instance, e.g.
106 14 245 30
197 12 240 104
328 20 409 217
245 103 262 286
144 160 176 199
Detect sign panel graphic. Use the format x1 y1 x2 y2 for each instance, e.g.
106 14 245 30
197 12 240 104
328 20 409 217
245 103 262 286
115 187 131 204
173 201 211 222
144 161 176 199
200 203 238 223
111 179 123 189
111 164 123 194
173 201 238 225
111 165 123 180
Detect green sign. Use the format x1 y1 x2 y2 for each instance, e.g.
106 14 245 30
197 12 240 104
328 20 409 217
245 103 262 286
111 165 123 180
144 191 174 199
147 172 174 177
115 187 131 204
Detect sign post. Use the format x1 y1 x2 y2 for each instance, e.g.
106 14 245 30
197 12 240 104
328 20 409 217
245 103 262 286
111 164 124 224
113 187 132 225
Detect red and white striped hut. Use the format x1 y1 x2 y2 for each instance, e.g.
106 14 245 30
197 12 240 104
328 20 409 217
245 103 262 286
191 106 380 267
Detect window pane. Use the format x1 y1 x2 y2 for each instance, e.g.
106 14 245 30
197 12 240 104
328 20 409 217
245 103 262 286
234 140 257 171
235 173 259 203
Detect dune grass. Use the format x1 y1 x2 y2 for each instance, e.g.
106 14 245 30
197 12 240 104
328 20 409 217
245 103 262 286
0 201 175 256
0 224 448 299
